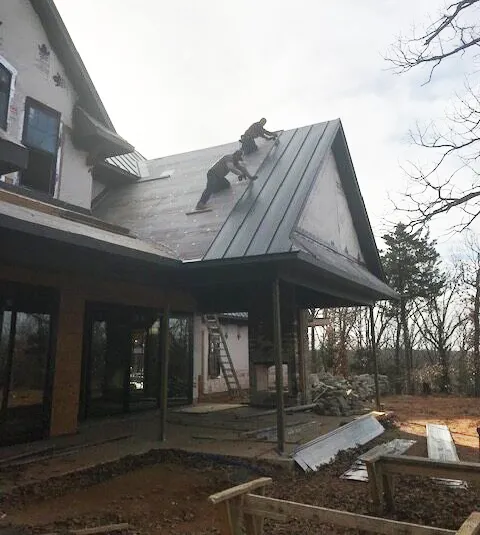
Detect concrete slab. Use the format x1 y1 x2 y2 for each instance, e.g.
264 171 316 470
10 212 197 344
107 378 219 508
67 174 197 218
174 403 245 414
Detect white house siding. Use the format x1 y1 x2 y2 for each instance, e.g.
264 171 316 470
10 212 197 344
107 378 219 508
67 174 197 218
0 0 92 209
193 315 249 400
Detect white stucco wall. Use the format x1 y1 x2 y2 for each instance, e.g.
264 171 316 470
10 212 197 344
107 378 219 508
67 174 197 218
0 0 92 209
192 315 249 400
298 148 365 263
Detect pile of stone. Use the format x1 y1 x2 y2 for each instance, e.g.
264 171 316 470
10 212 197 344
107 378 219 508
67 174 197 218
309 372 390 416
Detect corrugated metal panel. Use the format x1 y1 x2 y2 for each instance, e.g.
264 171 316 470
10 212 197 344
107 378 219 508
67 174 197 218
341 439 416 481
426 423 466 488
292 414 384 472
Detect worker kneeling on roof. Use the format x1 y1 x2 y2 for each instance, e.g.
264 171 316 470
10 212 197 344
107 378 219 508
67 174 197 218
240 118 278 155
196 150 257 211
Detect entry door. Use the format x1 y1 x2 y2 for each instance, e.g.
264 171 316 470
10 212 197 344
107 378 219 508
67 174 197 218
0 289 55 445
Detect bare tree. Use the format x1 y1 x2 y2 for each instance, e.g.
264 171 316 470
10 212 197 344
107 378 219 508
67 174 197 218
413 271 467 392
387 1 480 230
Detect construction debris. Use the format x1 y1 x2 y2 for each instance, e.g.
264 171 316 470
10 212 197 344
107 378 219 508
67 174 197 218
310 373 390 416
426 423 467 489
341 438 416 481
292 414 385 472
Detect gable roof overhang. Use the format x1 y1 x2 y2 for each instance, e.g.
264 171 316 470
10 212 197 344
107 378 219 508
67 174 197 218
182 251 398 313
0 199 180 275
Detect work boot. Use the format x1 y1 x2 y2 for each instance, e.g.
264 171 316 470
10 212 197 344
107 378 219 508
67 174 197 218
196 201 208 211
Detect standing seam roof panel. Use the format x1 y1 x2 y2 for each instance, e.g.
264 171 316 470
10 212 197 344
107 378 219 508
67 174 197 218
243 125 318 257
224 128 311 258
268 121 339 254
212 129 307 258
247 123 330 257
203 129 298 260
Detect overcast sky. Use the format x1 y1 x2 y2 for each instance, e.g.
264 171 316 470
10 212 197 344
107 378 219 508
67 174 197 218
55 0 476 252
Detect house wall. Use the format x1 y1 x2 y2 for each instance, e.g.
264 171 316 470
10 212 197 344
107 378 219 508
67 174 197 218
0 0 92 209
193 315 249 399
297 148 364 263
0 263 195 437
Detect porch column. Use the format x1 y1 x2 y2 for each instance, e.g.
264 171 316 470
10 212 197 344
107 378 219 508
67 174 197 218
50 289 85 436
159 304 170 441
272 278 285 453
369 305 381 411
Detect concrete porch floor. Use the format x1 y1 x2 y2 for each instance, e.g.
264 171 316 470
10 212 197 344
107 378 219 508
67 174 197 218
0 404 364 493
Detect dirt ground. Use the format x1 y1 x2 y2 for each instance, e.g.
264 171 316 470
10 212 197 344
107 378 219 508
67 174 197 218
1 396 480 535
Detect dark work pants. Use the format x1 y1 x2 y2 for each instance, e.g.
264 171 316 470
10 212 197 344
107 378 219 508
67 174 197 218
199 170 231 204
241 136 258 154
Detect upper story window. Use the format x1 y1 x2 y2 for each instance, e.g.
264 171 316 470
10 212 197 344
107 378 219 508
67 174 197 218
21 98 60 195
0 63 12 130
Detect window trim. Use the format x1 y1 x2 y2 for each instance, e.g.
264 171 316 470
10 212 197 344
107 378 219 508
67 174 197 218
0 55 17 132
21 97 61 195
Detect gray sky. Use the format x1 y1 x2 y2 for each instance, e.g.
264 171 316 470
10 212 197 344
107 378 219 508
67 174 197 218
55 0 474 250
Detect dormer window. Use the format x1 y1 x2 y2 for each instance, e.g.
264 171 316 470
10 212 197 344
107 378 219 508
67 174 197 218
0 63 12 130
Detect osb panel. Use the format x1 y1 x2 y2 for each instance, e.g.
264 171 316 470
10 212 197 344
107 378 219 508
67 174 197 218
50 289 85 436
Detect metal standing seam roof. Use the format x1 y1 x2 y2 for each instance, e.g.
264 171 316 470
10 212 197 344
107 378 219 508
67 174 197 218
105 151 146 178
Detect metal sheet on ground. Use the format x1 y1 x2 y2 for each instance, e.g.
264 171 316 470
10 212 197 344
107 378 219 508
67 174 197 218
341 439 416 481
293 415 384 472
426 423 466 488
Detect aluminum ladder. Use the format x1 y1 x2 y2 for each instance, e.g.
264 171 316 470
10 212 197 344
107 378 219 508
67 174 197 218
204 314 244 400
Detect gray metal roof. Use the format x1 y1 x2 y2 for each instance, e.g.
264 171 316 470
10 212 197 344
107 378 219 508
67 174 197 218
105 151 146 178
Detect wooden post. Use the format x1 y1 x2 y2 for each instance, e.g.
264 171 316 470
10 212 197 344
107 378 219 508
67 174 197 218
369 305 381 411
159 305 170 441
272 278 285 454
364 456 384 514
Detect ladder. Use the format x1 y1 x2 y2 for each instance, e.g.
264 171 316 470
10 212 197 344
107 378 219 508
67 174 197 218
204 314 244 400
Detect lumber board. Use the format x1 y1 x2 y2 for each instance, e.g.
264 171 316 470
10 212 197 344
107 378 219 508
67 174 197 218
456 513 480 535
208 478 272 505
244 494 455 535
377 455 480 483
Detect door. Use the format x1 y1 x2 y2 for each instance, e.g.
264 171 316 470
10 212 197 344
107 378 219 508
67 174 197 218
0 283 56 445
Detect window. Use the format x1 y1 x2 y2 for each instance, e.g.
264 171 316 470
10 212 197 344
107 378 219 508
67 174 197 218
208 332 221 378
0 63 12 130
21 98 60 195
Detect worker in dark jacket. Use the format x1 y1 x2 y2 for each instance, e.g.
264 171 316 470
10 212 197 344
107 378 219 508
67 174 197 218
240 118 278 154
196 150 257 210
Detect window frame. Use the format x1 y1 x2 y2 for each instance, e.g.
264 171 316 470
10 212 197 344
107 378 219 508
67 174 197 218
0 56 16 132
21 97 61 195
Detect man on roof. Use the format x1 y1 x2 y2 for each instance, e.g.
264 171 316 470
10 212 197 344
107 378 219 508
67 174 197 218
195 150 257 211
240 118 278 155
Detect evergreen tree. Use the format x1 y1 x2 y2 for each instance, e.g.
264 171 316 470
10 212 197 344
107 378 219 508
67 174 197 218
381 223 445 393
